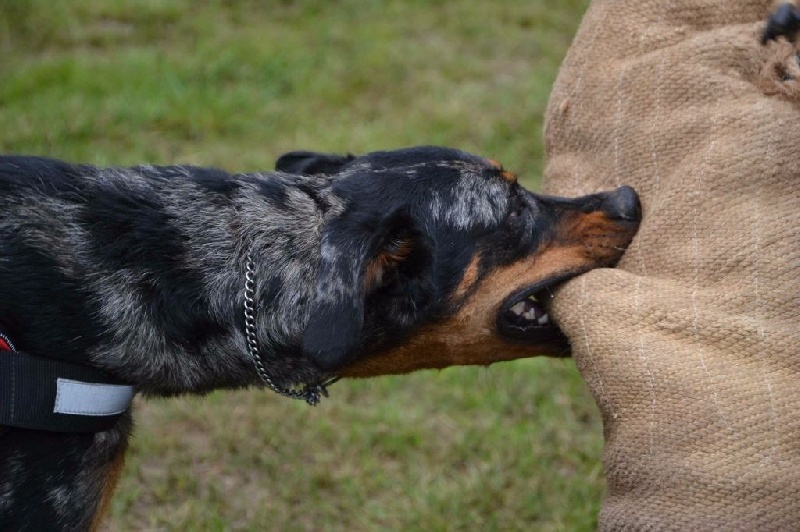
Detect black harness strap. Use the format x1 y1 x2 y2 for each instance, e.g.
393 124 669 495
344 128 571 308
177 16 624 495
0 333 134 433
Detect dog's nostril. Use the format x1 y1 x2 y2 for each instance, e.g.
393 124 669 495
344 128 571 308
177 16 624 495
604 185 641 221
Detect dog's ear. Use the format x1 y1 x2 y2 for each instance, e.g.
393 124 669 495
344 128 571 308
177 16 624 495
274 151 356 175
303 207 428 372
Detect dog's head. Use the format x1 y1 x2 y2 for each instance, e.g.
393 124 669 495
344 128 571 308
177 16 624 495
276 146 640 377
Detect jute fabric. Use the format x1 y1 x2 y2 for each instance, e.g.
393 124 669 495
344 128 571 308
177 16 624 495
543 1 800 529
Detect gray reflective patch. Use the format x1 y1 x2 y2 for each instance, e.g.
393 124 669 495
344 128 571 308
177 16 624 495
53 379 135 416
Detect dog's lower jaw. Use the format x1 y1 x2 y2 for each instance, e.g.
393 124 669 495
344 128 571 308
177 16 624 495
338 326 568 378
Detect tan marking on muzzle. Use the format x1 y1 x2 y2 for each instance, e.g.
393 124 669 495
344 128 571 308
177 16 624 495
557 211 638 264
452 254 481 300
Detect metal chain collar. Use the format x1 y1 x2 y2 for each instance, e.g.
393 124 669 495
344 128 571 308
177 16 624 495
244 253 337 406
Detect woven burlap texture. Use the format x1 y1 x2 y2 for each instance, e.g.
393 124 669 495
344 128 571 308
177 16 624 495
543 1 800 530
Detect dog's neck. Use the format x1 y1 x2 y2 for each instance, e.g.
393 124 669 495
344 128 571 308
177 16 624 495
78 171 337 397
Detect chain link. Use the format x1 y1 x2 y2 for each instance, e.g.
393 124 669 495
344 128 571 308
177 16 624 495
244 254 337 406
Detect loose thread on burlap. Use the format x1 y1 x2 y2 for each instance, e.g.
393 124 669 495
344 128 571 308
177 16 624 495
614 33 658 454
692 94 733 435
579 276 617 420
634 257 657 457
613 65 625 189
639 22 662 458
566 1 605 196
650 52 666 212
755 99 779 461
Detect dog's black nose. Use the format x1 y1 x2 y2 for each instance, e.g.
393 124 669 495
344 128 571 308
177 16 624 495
602 185 641 221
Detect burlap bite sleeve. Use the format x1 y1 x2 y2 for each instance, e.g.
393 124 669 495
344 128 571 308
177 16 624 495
543 1 800 529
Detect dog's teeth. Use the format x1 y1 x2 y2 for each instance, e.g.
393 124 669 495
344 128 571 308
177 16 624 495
538 313 550 325
523 309 537 320
528 295 539 303
510 301 526 315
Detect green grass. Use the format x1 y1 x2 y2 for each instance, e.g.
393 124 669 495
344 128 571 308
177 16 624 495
0 0 599 529
115 360 603 530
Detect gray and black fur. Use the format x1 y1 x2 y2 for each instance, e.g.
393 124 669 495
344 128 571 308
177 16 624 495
0 146 640 528
762 2 800 44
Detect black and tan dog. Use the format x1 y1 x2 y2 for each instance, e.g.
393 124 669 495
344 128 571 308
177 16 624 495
0 146 639 529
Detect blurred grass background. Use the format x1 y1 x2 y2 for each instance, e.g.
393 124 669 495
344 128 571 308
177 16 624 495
0 0 599 529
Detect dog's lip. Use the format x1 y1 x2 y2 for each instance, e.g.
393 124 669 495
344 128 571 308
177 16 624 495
495 269 585 345
498 269 585 315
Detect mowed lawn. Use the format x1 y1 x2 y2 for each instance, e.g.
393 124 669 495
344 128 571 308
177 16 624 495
0 1 599 529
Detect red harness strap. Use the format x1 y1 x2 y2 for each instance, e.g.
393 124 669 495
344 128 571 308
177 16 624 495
0 332 15 352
